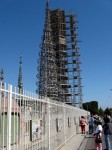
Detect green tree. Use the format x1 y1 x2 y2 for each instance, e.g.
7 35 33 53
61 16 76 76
83 101 98 115
104 107 112 116
98 107 104 116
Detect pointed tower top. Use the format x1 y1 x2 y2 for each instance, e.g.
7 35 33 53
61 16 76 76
20 54 22 64
0 68 4 97
0 67 4 82
18 54 23 94
44 0 52 33
0 68 4 79
46 0 49 5
46 0 50 11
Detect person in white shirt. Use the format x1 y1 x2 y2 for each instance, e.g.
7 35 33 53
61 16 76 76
93 120 102 150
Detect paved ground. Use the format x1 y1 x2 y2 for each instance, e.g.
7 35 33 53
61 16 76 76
80 134 112 150
60 133 112 150
60 134 86 150
80 134 106 150
60 123 112 150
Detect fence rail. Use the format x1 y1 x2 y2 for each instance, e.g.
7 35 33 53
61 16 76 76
0 83 89 150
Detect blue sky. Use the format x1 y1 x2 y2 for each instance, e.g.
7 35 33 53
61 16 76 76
0 0 112 109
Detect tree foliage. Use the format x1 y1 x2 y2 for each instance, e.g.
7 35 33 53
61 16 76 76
83 101 98 115
98 107 104 116
83 101 112 117
104 107 112 116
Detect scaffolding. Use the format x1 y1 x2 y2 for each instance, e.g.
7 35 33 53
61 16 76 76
36 1 58 100
50 9 67 102
65 13 83 107
50 9 83 107
37 1 83 108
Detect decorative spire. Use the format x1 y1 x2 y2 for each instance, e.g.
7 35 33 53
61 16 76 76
44 0 51 32
36 0 58 100
18 54 23 94
0 67 4 97
46 0 49 8
0 68 4 82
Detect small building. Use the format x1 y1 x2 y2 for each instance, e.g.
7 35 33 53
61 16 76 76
1 97 20 146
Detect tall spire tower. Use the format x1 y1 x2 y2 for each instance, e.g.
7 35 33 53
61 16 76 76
18 55 23 94
0 68 4 84
0 68 4 98
36 1 83 107
36 0 58 100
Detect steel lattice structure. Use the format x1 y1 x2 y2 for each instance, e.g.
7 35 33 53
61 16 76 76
18 55 23 94
36 0 58 100
36 1 83 108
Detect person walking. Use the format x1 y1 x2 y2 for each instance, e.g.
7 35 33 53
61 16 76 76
80 116 87 134
93 120 103 150
103 115 111 150
88 114 94 134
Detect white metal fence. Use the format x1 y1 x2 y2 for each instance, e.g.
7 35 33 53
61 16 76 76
0 83 89 150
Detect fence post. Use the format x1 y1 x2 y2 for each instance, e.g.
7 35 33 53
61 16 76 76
63 103 66 143
0 83 2 147
7 85 12 150
48 98 51 150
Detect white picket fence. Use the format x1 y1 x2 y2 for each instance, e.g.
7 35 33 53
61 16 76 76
0 83 89 150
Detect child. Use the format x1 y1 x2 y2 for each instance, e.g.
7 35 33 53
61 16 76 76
93 120 102 150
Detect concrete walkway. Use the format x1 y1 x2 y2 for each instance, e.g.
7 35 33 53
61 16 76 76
60 134 86 150
60 133 112 150
81 134 112 150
